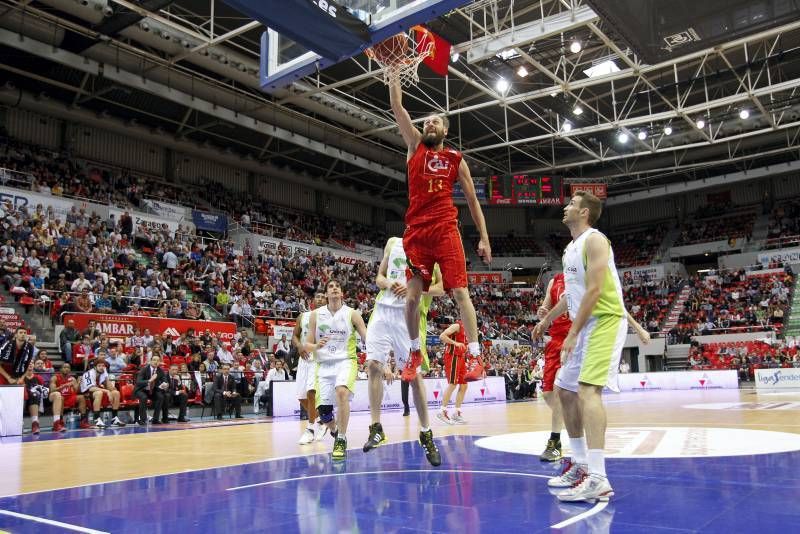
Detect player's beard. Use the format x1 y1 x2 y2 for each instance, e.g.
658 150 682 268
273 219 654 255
422 130 445 147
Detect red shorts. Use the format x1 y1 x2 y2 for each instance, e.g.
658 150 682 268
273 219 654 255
444 351 467 385
542 338 564 392
62 393 79 409
404 221 467 291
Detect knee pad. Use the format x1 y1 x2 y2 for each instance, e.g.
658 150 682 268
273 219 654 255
317 404 334 424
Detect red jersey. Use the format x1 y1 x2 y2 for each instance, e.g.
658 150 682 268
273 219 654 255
406 143 462 226
54 373 76 395
445 320 468 357
548 273 572 339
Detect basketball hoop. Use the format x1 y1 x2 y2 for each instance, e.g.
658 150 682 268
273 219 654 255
365 29 434 87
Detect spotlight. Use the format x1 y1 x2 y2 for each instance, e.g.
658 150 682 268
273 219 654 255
139 21 150 32
450 52 460 63
516 66 529 77
181 40 192 49
637 130 647 140
617 132 629 144
739 109 750 120
562 120 572 133
696 118 705 129
160 30 171 40
573 105 583 116
664 125 673 136
549 91 558 98
570 40 582 54
495 78 510 94
102 6 113 17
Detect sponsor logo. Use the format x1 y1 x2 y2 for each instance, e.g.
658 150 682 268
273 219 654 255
163 327 180 338
758 370 800 386
566 266 578 274
392 257 407 269
426 155 450 173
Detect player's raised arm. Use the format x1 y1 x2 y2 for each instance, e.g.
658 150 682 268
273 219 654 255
457 159 492 264
389 79 422 154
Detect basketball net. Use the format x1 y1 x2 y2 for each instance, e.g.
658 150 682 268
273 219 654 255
365 27 435 87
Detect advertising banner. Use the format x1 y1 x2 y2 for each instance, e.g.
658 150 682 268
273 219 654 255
269 324 296 351
467 272 509 284
0 186 76 219
141 199 187 221
109 207 183 234
62 313 237 343
617 370 738 392
271 376 505 417
755 368 800 390
620 265 665 285
758 248 800 265
570 183 607 199
192 210 228 233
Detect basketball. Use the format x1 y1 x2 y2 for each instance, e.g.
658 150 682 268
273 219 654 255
366 33 409 65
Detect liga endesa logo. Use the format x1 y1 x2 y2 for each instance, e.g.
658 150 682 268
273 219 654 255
758 370 800 386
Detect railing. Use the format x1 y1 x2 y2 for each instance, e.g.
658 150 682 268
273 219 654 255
0 167 35 189
762 234 800 250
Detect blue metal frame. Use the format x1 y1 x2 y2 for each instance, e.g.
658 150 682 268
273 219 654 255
258 0 474 93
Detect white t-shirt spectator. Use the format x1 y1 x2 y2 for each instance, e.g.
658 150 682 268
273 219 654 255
163 251 178 270
217 346 234 365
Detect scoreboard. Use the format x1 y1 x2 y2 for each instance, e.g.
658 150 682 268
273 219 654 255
489 174 564 205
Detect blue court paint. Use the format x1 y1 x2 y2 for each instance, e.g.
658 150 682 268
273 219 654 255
1 435 799 533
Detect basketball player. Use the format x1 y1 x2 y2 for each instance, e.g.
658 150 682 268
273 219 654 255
532 273 569 461
546 191 641 503
304 280 368 461
535 273 652 465
49 363 89 431
436 320 472 425
79 358 125 428
292 292 328 445
388 80 492 382
362 237 443 466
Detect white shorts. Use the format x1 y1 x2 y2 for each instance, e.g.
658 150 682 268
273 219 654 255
315 359 358 406
295 357 317 400
555 315 627 393
366 305 412 367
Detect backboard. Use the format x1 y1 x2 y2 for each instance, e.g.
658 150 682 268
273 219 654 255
223 0 472 93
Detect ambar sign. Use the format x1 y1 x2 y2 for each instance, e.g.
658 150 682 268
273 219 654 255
62 313 237 342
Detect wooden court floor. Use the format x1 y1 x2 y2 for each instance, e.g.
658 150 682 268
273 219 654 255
3 387 799 498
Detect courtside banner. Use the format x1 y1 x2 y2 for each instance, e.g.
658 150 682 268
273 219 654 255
271 376 505 417
755 368 800 390
618 370 738 391
62 313 237 342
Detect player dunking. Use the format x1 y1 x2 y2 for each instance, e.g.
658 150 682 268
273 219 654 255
304 280 368 461
293 292 328 445
362 237 443 465
388 79 492 384
546 191 650 502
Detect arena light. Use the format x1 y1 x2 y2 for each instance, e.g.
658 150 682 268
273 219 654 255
495 78 510 95
570 40 582 54
664 125 673 135
696 118 706 129
573 105 583 116
739 109 750 120
637 130 647 140
450 51 460 63
617 131 629 144
562 120 573 133
516 66 529 77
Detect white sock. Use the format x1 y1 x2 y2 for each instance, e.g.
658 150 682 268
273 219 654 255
32 415 39 423
410 338 420 351
53 415 61 422
420 426 430 433
587 449 606 477
468 342 480 356
338 433 346 440
570 437 588 464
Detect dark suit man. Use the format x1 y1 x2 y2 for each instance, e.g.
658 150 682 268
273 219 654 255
134 354 167 424
213 363 243 419
162 364 188 423
503 368 517 401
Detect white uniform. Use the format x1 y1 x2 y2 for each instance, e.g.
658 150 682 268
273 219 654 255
80 367 109 393
295 311 316 400
366 237 413 367
314 304 359 406
556 228 627 393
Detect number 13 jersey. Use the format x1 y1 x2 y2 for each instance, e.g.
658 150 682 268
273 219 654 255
405 143 462 227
